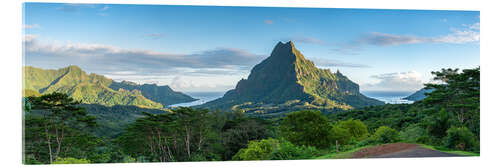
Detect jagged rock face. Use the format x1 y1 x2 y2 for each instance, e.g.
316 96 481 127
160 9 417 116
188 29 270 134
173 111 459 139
201 41 383 112
226 41 311 104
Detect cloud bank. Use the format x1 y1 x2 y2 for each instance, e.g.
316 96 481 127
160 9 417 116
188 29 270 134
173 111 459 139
362 71 424 92
334 22 480 54
310 58 370 68
23 35 265 91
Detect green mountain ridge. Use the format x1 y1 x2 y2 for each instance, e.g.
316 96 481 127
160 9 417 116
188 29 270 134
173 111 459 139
23 65 196 109
199 41 383 114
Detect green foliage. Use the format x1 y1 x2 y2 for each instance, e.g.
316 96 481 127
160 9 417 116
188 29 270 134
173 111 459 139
443 127 478 151
423 108 451 139
270 140 319 160
232 138 319 161
82 104 167 138
279 110 334 148
233 138 279 160
24 92 100 164
117 107 226 162
221 111 274 160
109 81 196 106
52 157 91 164
399 124 428 143
336 119 369 141
371 126 400 144
330 125 351 145
423 67 480 136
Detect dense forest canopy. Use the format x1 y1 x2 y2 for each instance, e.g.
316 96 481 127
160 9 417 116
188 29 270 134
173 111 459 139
23 67 480 164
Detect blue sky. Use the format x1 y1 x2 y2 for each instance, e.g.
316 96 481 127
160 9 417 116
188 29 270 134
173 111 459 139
23 3 480 92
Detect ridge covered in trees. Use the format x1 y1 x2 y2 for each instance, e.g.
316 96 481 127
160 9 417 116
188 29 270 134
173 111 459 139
23 65 196 109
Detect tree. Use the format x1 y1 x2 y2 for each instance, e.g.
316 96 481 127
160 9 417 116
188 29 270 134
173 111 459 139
372 126 400 144
423 67 480 132
279 110 334 148
336 119 369 141
221 113 273 160
330 125 351 145
443 126 478 151
24 92 97 164
117 107 223 162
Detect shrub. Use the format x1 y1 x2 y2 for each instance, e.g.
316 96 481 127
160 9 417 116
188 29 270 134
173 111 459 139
372 126 400 144
336 119 369 141
443 126 478 151
52 157 91 164
270 140 319 160
279 110 334 148
232 138 279 160
400 124 428 143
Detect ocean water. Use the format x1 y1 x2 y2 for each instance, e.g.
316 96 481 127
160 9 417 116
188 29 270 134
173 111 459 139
361 91 414 104
168 92 225 107
168 91 415 107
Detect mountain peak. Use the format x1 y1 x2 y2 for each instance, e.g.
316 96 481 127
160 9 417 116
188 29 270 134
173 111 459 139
201 42 383 113
66 65 82 70
274 41 296 51
268 41 305 63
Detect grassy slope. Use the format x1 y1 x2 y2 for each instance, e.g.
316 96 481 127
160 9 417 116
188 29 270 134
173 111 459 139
314 145 375 159
418 144 479 156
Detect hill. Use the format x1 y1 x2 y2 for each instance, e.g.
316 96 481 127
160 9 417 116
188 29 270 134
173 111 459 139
403 88 434 101
23 65 196 109
199 41 383 115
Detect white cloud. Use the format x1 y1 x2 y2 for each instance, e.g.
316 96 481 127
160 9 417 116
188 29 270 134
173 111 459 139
264 20 273 24
23 24 40 29
101 6 110 11
362 71 424 92
334 22 480 54
469 22 480 30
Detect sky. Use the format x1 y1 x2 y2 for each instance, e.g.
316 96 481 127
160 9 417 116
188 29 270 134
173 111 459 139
23 3 480 93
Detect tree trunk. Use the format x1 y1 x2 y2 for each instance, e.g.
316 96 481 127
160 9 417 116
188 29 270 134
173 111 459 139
43 123 53 164
198 127 203 151
336 140 339 153
185 125 191 158
54 126 64 162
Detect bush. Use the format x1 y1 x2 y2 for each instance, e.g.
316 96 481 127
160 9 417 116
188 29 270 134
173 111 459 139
372 126 400 144
232 138 279 160
443 126 478 151
400 124 428 143
279 110 334 148
270 140 319 160
52 157 91 164
331 125 351 145
336 119 369 141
